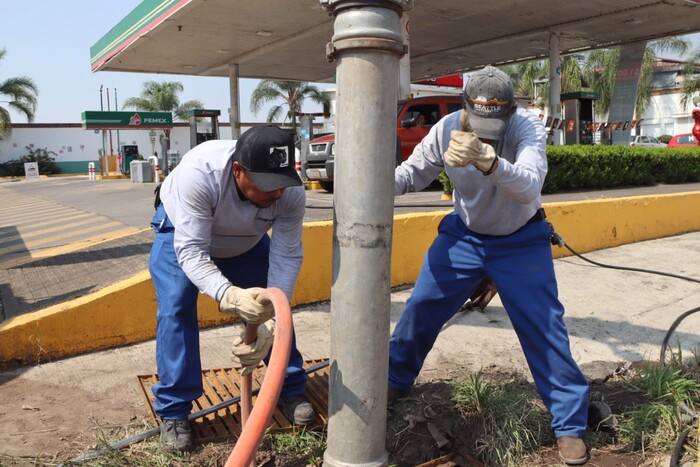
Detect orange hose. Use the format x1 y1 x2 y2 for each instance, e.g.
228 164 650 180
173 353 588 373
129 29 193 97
240 324 258 467
225 287 293 467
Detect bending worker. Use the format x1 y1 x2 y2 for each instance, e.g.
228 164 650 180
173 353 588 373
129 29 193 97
149 125 314 453
388 66 590 466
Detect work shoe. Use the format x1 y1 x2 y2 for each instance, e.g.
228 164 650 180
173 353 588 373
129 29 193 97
387 386 408 406
557 436 589 465
160 419 193 453
278 395 316 426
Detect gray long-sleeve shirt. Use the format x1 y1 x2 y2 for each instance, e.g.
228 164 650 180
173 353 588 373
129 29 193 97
159 139 305 302
395 106 548 236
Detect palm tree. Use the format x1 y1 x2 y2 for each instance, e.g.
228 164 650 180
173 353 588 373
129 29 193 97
503 54 585 111
679 47 700 110
250 80 329 138
583 37 691 118
121 81 203 159
501 37 692 122
582 48 619 116
0 48 39 140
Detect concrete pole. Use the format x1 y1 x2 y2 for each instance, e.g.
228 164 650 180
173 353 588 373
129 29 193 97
320 1 410 466
229 63 241 139
548 31 562 145
398 12 412 100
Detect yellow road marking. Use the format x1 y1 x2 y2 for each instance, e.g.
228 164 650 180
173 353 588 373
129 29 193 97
0 221 128 256
0 227 150 269
0 216 99 244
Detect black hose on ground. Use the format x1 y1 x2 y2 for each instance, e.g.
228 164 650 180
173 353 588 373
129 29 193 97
550 229 700 363
62 360 330 465
669 427 690 467
550 230 700 285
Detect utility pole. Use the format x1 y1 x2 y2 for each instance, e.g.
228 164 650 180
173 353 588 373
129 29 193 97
321 1 410 466
100 85 107 175
106 88 114 157
115 87 121 172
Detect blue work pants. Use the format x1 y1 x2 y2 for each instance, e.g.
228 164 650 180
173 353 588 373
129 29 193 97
389 212 589 437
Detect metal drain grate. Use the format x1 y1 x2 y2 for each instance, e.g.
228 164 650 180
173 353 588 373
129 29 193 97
138 358 330 443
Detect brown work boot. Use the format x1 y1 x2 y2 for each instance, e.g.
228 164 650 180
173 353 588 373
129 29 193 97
557 436 589 465
387 386 408 406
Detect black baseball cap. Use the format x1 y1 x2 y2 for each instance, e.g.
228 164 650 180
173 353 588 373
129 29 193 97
463 65 516 140
233 125 302 191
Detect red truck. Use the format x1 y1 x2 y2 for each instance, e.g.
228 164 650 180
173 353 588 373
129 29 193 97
303 95 463 192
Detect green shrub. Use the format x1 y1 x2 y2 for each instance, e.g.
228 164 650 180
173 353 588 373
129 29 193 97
543 145 700 193
658 134 672 144
437 145 700 195
438 170 453 193
0 146 62 177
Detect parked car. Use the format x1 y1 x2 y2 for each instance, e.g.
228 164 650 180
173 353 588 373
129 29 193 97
667 133 698 148
304 95 464 192
629 135 667 148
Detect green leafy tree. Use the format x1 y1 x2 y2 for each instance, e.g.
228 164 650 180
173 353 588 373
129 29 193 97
0 48 39 141
583 37 691 118
502 37 693 122
504 55 584 110
679 47 700 110
121 81 203 158
250 80 329 138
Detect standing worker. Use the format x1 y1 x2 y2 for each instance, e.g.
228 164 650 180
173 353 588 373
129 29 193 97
388 66 590 466
149 125 315 453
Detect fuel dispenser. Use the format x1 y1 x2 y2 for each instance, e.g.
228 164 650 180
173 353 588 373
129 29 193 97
188 109 220 149
120 144 140 174
561 91 600 145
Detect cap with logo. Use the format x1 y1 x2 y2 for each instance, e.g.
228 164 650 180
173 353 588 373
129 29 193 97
233 125 302 191
463 65 516 140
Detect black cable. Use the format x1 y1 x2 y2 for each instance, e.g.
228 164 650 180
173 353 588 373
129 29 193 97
550 230 700 284
669 427 690 467
660 306 700 364
549 228 700 364
62 360 330 465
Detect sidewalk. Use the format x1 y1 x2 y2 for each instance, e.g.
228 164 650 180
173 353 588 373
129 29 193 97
1 231 698 459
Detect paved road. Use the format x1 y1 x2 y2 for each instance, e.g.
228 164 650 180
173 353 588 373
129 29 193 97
1 176 699 320
3 176 699 262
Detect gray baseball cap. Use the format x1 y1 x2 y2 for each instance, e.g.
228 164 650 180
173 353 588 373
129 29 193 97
463 65 516 140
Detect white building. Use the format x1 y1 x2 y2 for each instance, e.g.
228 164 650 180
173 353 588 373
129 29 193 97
641 58 699 137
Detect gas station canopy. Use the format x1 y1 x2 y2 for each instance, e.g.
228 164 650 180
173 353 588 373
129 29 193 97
91 0 700 83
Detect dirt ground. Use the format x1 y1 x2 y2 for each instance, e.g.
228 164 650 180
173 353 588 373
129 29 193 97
0 362 688 467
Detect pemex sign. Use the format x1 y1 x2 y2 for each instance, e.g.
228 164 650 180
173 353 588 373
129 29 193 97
81 111 173 129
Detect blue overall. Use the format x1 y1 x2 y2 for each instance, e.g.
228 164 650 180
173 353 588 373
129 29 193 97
149 204 307 420
389 212 589 437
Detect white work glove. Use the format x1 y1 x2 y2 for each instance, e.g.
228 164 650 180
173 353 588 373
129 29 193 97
444 110 498 174
231 321 275 375
219 286 274 324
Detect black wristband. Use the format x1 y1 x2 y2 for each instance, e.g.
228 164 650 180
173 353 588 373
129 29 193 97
481 156 499 176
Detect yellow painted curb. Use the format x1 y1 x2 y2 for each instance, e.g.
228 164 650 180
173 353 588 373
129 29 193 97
1 192 699 364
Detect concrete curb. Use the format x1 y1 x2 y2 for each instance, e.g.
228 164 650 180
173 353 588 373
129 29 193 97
1 192 699 364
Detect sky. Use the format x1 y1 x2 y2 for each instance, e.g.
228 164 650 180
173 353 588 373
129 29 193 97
2 2 698 125
1 1 333 124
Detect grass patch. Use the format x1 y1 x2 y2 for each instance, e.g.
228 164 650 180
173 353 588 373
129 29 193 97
265 428 326 465
450 372 553 467
616 358 700 454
